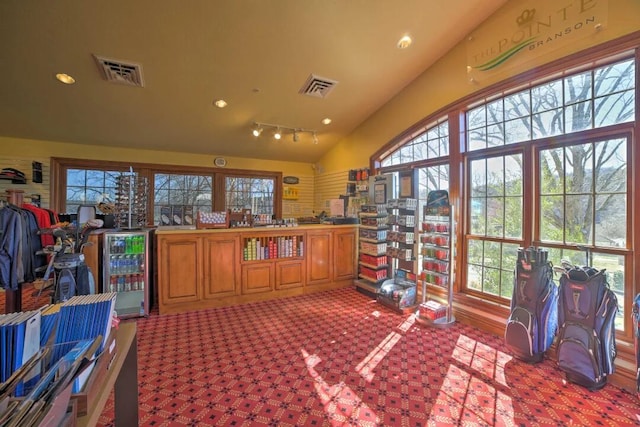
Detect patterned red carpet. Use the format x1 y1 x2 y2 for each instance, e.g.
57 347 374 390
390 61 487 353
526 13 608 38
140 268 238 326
4 286 640 425
99 287 640 426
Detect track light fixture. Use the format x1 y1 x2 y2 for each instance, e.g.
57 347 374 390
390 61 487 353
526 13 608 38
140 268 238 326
251 122 319 144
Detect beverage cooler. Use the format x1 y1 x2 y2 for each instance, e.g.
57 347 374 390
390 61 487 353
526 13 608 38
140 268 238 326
103 229 154 318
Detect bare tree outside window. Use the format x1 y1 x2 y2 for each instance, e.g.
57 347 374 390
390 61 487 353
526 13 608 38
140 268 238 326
381 119 448 167
66 169 121 213
465 58 634 327
225 176 274 215
153 173 213 224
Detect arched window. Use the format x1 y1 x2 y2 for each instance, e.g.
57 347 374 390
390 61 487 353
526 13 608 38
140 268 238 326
373 47 636 335
464 57 634 330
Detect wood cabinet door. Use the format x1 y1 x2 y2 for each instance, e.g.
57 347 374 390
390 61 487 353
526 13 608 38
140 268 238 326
306 231 332 285
333 229 357 281
158 236 200 305
242 263 274 294
202 234 240 299
276 260 305 290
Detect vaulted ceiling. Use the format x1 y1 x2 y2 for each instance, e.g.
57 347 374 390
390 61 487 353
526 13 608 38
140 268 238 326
0 0 508 163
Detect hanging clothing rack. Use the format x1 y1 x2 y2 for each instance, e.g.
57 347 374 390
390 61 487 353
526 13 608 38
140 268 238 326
3 189 25 313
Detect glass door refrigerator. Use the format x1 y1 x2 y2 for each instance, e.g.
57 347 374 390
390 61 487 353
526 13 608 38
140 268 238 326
103 229 154 318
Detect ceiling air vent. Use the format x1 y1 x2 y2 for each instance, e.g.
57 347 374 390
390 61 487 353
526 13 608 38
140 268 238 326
94 55 145 87
299 74 338 99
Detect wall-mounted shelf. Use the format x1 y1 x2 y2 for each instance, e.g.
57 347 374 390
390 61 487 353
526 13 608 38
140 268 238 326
0 176 26 184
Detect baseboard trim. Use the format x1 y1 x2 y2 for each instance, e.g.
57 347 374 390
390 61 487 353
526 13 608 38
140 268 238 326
453 298 638 394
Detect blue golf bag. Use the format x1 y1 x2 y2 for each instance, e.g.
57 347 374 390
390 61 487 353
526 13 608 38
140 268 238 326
505 247 558 363
557 266 617 390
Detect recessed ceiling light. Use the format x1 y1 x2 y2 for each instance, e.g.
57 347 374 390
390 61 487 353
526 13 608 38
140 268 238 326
214 99 228 108
321 118 332 125
55 73 76 84
397 35 412 49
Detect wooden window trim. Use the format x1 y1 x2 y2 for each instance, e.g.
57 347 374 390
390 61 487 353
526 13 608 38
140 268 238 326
51 157 282 220
369 32 640 341
213 169 282 217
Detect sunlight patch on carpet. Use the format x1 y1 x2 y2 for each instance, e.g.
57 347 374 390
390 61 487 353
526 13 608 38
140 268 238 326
355 331 403 382
430 334 517 424
301 348 379 426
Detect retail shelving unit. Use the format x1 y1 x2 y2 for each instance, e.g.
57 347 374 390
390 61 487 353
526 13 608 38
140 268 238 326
377 198 418 312
354 204 389 296
416 190 455 327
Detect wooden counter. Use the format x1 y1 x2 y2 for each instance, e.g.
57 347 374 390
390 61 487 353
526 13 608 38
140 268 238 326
155 225 357 314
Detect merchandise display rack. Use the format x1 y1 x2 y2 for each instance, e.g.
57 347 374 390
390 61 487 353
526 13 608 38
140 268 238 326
345 168 371 218
377 197 418 313
416 190 456 327
355 204 389 296
114 170 148 229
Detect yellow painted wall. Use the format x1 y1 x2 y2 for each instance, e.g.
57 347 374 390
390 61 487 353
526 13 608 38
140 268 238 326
0 136 313 176
0 136 315 214
317 0 640 173
3 0 639 211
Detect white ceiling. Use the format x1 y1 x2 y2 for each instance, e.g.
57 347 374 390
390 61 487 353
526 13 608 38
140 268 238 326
0 0 508 163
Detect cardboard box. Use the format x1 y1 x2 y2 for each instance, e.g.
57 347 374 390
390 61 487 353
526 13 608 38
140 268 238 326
419 301 447 320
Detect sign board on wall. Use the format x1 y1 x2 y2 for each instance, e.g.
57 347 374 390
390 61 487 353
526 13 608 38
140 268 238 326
466 0 608 82
283 176 299 184
369 174 396 205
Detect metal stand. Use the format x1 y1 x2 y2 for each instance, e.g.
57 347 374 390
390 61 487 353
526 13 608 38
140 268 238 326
416 197 456 328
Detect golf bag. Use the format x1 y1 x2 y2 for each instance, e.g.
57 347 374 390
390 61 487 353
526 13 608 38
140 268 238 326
505 247 558 363
557 266 617 390
632 294 640 395
53 253 94 302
